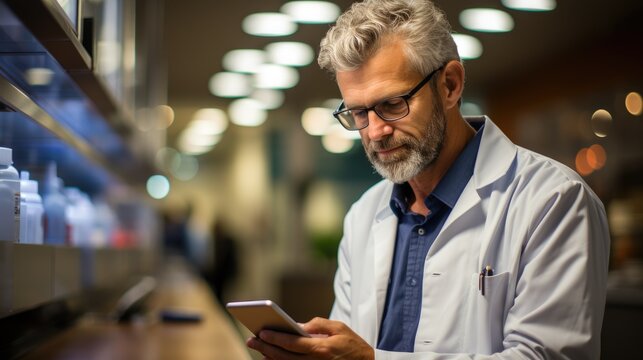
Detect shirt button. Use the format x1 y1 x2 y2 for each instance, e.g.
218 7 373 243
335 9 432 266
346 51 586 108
410 278 417 287
418 228 425 236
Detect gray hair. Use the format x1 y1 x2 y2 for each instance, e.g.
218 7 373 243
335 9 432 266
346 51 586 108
318 0 460 77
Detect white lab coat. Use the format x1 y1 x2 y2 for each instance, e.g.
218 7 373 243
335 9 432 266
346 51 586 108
330 117 610 359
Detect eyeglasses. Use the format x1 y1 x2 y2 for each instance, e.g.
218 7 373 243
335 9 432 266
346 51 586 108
333 65 444 131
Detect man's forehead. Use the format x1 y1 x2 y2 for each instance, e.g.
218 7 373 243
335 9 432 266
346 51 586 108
336 64 419 107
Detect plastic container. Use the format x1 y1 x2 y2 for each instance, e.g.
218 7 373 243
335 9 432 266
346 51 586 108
93 196 117 247
42 162 68 245
0 147 20 242
65 187 95 246
19 171 44 244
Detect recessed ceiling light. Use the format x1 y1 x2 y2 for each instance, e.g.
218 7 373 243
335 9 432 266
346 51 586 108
222 49 266 73
322 125 355 153
229 98 267 127
451 34 483 59
254 64 299 89
501 0 556 12
250 89 285 110
265 42 314 67
242 12 297 37
208 72 251 98
460 8 514 33
178 140 215 156
280 1 341 24
190 108 228 135
180 129 222 147
301 107 334 136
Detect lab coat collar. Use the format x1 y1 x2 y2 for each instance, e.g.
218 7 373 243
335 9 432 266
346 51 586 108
373 116 516 218
471 116 517 190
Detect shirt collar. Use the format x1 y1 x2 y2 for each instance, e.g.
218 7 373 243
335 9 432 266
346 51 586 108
389 123 485 214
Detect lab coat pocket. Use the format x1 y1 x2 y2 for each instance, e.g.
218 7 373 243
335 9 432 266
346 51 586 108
468 271 509 354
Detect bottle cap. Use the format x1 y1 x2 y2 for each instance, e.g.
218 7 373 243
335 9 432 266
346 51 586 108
0 147 12 166
20 171 39 194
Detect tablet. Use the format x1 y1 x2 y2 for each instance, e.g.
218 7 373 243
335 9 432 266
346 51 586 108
226 300 310 337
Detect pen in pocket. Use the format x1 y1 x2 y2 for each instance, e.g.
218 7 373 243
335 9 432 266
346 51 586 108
478 265 493 296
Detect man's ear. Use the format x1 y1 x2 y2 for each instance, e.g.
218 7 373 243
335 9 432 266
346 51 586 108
440 60 465 111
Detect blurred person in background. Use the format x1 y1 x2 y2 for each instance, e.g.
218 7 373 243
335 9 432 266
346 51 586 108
162 205 191 259
204 219 239 304
247 0 610 359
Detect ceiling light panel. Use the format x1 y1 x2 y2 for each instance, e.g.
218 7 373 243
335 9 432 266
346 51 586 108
222 49 266 73
301 107 334 136
265 42 314 67
451 34 483 59
254 64 299 89
280 1 341 24
501 0 556 12
250 89 285 110
322 125 355 153
229 98 267 127
460 8 514 33
209 72 252 98
242 13 297 37
190 108 228 135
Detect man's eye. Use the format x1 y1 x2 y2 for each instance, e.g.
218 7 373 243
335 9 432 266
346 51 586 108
351 109 368 118
381 98 405 109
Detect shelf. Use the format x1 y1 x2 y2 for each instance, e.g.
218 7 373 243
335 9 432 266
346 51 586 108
0 0 159 189
0 242 156 318
3 0 133 136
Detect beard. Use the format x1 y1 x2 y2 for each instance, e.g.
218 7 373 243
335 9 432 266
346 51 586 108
363 99 446 184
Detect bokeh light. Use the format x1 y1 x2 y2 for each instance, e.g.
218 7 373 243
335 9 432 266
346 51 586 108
147 175 170 199
590 109 612 138
586 144 606 170
625 92 642 116
575 148 593 176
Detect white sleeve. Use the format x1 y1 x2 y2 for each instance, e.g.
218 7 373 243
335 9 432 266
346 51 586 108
329 204 355 324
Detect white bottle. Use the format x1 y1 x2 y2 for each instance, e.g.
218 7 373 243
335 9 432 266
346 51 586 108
65 187 95 246
19 171 44 244
93 196 117 247
42 163 68 245
0 147 20 242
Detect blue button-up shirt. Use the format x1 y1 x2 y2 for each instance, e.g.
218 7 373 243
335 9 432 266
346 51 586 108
377 124 484 352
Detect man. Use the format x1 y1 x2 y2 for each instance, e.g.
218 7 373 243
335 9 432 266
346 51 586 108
248 0 610 358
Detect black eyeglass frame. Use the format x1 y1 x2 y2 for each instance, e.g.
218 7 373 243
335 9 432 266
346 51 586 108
332 65 445 131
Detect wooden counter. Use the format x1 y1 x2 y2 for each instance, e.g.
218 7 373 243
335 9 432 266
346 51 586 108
21 261 252 360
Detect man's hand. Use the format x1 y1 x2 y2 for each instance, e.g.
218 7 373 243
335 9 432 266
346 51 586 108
246 317 374 360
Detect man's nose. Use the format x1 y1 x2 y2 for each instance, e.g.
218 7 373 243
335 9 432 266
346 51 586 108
366 111 393 141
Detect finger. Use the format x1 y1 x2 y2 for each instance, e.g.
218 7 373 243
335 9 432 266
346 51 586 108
247 336 302 360
303 317 345 335
259 330 316 354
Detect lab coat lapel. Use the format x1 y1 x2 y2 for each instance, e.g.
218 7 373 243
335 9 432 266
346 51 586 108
472 118 517 265
431 179 481 257
431 117 517 257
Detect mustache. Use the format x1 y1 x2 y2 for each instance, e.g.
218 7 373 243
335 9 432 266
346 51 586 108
368 135 415 152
